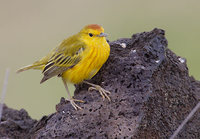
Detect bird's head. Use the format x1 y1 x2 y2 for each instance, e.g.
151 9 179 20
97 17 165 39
79 24 108 44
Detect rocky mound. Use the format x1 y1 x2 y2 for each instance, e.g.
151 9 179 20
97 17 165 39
1 28 199 139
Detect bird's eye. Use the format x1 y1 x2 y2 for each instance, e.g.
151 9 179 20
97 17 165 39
89 33 93 37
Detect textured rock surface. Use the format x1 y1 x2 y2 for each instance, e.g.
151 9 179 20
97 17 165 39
0 104 37 138
0 28 199 138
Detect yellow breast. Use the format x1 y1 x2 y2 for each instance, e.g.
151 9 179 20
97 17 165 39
62 39 110 84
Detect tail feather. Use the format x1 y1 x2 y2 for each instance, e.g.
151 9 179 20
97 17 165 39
17 64 44 73
17 55 51 73
16 65 35 73
40 76 49 84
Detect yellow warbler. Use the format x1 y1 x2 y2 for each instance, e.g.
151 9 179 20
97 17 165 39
17 24 111 110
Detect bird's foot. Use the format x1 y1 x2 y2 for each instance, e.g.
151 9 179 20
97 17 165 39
88 85 111 101
66 98 84 110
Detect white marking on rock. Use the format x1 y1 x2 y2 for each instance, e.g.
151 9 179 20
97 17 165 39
120 43 126 48
178 57 185 63
155 60 160 63
131 49 136 53
136 65 145 69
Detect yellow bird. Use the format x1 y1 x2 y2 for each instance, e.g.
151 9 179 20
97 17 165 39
17 24 111 110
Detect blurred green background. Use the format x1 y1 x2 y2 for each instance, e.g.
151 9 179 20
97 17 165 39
0 0 200 119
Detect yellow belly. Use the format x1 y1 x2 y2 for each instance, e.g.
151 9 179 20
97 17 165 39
62 44 110 84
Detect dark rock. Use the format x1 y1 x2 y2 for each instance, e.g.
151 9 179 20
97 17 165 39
1 28 199 138
0 104 37 138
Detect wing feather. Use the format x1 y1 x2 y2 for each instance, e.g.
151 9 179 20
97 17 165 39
40 39 86 83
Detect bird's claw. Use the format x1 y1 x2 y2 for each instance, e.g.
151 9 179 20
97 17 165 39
66 98 84 110
88 85 111 101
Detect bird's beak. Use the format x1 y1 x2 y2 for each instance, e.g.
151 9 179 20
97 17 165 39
98 33 108 37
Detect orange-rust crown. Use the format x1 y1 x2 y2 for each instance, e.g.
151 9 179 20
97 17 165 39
85 24 102 31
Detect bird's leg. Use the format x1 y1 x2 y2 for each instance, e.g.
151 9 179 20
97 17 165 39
62 78 84 110
83 81 111 101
